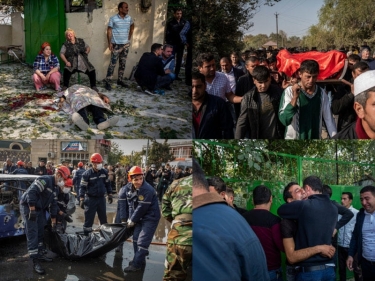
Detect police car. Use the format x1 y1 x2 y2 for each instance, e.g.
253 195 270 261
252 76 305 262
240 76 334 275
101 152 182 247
0 174 38 238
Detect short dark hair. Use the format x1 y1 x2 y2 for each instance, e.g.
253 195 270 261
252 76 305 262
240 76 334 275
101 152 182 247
207 176 226 193
253 185 271 205
300 60 319 75
303 176 323 193
342 192 353 200
192 158 209 191
252 65 270 82
323 184 332 198
226 186 235 196
352 61 370 73
196 53 215 67
348 54 361 62
118 2 127 9
220 57 231 64
245 56 259 65
173 8 182 13
283 182 298 203
192 72 205 84
360 185 375 197
151 43 163 53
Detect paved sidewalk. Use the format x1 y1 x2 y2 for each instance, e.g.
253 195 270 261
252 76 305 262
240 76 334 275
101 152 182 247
0 63 191 139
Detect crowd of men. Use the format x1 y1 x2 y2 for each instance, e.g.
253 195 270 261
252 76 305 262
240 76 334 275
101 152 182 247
193 159 375 281
192 44 375 139
4 155 192 279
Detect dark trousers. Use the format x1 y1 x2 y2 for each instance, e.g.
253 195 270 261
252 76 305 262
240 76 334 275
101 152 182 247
20 205 46 259
157 182 168 202
338 246 362 281
173 44 184 77
63 68 96 88
184 44 192 86
83 196 107 233
362 258 375 281
132 219 159 267
77 105 106 125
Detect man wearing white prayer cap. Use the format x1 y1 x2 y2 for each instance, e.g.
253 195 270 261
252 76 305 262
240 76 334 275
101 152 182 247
334 70 375 139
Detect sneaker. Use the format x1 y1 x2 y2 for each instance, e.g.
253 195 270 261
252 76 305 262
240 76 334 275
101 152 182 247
117 80 129 88
97 116 120 130
123 264 142 272
105 81 112 91
154 89 165 95
129 260 146 266
91 86 99 92
72 112 89 131
37 254 53 262
33 259 45 275
144 90 158 96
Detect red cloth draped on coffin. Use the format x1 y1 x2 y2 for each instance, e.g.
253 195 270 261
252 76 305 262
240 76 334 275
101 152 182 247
276 49 347 80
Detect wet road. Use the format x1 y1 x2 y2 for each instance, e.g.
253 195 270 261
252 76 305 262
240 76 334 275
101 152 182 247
0 197 171 280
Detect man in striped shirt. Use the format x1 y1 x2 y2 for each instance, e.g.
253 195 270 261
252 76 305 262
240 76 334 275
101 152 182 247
105 2 134 91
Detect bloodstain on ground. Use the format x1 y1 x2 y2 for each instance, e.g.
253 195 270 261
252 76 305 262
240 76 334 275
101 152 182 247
2 93 56 111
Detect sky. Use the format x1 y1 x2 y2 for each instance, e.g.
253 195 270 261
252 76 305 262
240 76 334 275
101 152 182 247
246 0 324 38
112 139 191 155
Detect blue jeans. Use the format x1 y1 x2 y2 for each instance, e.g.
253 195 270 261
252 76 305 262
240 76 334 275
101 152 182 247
269 267 283 281
296 266 335 281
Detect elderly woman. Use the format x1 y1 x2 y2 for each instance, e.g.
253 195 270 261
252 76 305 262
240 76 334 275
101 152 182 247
60 28 98 92
33 42 61 91
57 84 119 131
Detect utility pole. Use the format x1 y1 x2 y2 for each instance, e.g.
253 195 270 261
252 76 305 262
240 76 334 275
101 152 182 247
275 12 279 48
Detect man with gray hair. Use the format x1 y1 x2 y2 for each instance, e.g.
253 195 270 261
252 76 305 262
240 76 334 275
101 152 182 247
334 70 375 139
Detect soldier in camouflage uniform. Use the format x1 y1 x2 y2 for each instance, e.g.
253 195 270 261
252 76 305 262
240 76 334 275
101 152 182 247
115 164 126 193
162 174 192 281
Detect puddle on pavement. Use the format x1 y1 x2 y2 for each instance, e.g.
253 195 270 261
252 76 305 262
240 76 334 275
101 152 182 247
2 92 56 111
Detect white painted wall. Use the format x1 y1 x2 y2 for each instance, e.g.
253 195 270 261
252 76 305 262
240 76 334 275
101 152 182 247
0 12 24 51
66 0 168 81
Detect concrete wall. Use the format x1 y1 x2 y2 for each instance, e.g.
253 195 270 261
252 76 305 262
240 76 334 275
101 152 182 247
66 0 168 81
0 25 12 46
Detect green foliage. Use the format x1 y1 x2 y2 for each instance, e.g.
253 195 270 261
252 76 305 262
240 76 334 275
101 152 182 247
194 0 281 57
122 150 144 167
145 140 175 168
107 142 124 165
302 0 375 48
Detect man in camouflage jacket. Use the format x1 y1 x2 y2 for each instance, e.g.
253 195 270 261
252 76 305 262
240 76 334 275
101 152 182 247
161 174 192 280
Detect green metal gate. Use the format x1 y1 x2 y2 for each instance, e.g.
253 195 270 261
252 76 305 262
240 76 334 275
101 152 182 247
24 0 66 65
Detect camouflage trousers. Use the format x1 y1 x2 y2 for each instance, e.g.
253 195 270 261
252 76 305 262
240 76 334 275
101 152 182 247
163 243 192 281
116 180 124 193
106 43 130 81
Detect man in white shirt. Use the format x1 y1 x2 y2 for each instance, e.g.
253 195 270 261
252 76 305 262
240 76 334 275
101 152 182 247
337 192 361 281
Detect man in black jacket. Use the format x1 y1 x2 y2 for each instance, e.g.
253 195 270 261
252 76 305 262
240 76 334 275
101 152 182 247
234 56 259 119
134 43 167 95
192 72 233 138
34 161 47 175
165 8 186 81
235 65 284 139
278 176 338 280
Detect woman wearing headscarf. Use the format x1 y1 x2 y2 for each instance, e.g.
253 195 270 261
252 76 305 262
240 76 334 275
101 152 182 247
60 28 98 92
32 42 61 91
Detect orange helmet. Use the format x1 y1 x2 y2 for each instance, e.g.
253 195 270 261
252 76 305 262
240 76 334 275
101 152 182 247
56 166 71 179
78 162 84 167
64 178 73 187
90 153 103 163
17 160 24 167
128 166 143 181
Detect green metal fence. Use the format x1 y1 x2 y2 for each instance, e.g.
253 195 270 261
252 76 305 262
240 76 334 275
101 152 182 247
194 140 372 280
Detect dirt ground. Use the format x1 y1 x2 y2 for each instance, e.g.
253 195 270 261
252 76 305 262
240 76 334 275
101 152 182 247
0 197 178 281
0 63 191 139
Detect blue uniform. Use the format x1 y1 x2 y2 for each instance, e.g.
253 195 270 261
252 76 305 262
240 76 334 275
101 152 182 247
73 167 85 197
116 180 160 268
19 175 58 259
79 168 111 233
12 167 29 197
